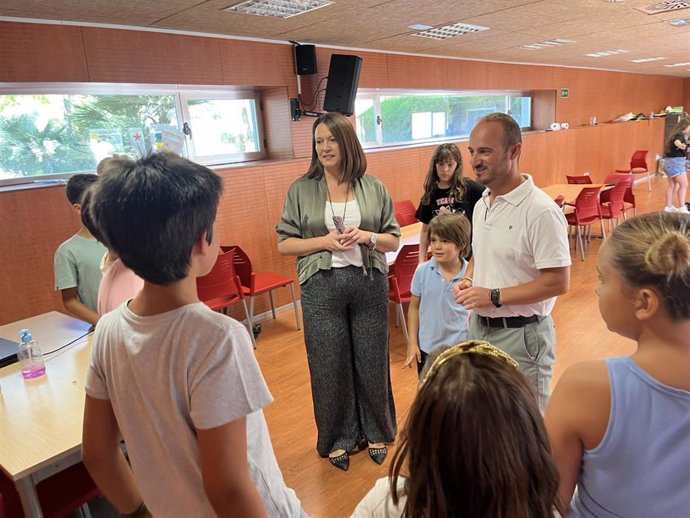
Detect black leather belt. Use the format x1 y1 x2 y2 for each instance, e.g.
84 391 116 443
477 315 542 328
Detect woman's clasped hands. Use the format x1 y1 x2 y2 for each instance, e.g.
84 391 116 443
322 227 369 252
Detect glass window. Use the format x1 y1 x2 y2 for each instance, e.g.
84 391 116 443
354 97 378 146
354 90 532 148
181 96 263 165
0 85 265 183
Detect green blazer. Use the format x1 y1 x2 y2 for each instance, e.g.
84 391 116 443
276 174 400 284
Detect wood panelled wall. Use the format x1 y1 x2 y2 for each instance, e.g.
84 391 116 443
0 20 682 324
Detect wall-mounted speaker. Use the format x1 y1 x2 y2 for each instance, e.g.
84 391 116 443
294 44 317 75
323 54 362 117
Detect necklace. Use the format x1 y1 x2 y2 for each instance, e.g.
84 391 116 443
326 179 349 234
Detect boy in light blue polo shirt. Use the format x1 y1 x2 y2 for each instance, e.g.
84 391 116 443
404 213 471 374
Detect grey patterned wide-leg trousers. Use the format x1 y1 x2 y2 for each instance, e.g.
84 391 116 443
300 266 397 457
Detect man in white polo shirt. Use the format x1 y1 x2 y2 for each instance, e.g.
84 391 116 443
454 113 571 410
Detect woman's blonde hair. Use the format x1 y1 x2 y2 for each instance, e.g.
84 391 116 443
306 113 366 184
609 212 690 320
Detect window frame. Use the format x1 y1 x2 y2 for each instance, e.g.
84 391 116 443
354 88 533 149
0 82 266 187
177 87 266 166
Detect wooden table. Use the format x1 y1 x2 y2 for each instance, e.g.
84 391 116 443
540 183 606 205
0 312 92 518
386 222 422 265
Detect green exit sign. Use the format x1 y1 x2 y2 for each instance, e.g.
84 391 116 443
561 88 569 98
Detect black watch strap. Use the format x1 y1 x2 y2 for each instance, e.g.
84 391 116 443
490 288 502 308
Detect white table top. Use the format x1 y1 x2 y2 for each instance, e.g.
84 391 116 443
0 312 92 480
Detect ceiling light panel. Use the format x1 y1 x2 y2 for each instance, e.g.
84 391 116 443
585 49 629 57
636 1 690 14
630 57 667 62
412 22 489 40
521 38 575 49
224 0 333 18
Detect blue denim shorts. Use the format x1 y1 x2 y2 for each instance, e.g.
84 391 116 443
665 157 688 178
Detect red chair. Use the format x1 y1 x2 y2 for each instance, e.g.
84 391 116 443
222 245 300 332
388 244 419 343
566 175 593 185
616 149 651 192
603 174 635 218
599 181 628 230
553 195 565 208
565 186 605 261
1 462 101 518
394 200 417 227
197 248 256 347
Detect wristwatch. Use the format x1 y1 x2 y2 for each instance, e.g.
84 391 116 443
490 288 502 308
368 232 377 250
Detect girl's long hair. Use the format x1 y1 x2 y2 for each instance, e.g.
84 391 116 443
665 118 690 155
420 143 466 204
389 343 559 518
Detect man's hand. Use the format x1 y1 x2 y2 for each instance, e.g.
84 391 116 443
454 285 492 310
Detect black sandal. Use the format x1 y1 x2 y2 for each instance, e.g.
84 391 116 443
368 445 387 465
328 451 350 471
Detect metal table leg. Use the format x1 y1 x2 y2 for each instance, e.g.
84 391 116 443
16 474 44 517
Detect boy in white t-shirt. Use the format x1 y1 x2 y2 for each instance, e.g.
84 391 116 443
82 152 304 518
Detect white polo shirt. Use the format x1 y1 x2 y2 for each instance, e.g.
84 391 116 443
472 175 570 318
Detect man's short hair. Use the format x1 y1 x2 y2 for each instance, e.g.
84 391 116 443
65 174 99 205
480 113 522 150
90 152 223 285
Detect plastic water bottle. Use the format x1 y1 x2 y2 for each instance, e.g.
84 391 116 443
17 329 46 380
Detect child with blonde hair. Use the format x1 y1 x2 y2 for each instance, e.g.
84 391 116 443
546 212 690 517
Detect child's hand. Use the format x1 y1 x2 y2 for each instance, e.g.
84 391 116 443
404 345 421 368
456 277 473 290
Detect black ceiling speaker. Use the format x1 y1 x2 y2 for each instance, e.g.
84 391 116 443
294 44 317 75
323 54 362 117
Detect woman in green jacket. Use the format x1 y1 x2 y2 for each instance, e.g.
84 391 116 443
277 113 400 471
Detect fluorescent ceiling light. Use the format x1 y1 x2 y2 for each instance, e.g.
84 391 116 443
412 22 489 40
585 49 629 57
629 57 667 62
668 16 690 26
521 38 575 49
664 61 690 67
408 24 433 30
224 0 333 18
636 1 690 15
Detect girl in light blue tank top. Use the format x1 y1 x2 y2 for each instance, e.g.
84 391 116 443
545 212 690 518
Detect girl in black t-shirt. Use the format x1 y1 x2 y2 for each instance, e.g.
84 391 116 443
415 143 485 263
